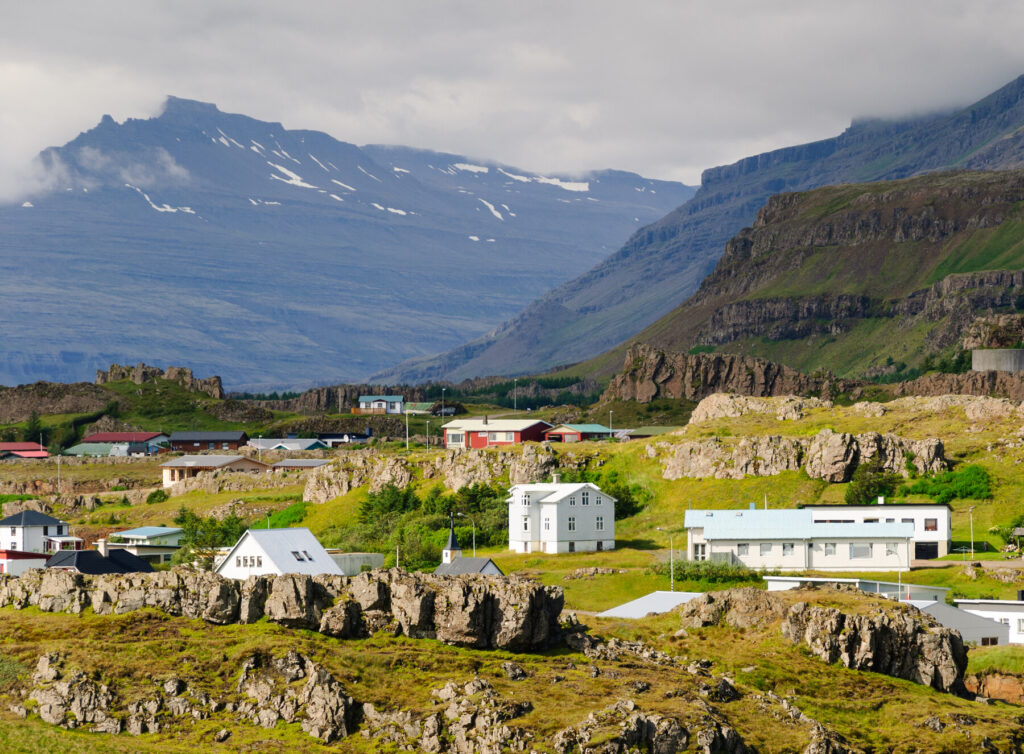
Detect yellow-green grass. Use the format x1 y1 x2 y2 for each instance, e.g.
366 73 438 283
0 459 162 486
967 645 1024 675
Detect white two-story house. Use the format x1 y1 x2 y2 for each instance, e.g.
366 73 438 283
801 501 951 559
507 477 616 554
684 507 912 572
0 511 82 554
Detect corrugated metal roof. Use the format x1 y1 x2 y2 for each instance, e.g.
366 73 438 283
169 431 248 442
216 528 343 577
0 442 46 451
81 432 165 443
250 438 325 450
506 482 617 504
160 455 261 468
547 424 612 434
598 591 703 619
359 395 403 402
64 443 116 456
112 526 183 539
434 557 503 576
685 509 913 540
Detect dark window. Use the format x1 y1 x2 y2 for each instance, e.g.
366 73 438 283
924 518 938 532
291 551 305 561
981 637 999 646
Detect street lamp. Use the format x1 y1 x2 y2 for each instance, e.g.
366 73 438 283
405 410 410 451
456 512 476 557
441 388 446 418
969 505 976 557
257 434 262 464
656 527 674 592
609 410 613 433
426 420 431 448
513 378 518 412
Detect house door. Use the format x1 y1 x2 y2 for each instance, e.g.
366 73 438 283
568 542 575 553
914 542 938 559
596 541 603 551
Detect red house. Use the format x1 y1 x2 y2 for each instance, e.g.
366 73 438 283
442 418 551 449
0 442 49 459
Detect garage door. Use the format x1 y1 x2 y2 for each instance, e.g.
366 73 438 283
915 542 938 560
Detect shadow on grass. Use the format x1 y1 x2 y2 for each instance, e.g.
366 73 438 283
616 538 659 551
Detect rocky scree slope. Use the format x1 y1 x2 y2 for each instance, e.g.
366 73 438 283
624 170 1024 378
383 72 1024 384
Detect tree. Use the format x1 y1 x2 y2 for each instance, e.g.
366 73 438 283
171 506 249 570
22 411 45 444
844 460 900 505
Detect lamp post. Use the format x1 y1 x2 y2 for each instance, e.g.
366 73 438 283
405 410 410 451
513 378 518 412
656 527 674 592
456 512 477 557
609 410 613 433
969 505 976 557
257 435 262 464
426 420 431 448
441 388 446 418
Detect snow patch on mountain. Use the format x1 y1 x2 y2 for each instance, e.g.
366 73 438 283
455 163 489 174
267 162 317 189
126 184 195 214
358 166 382 182
308 154 330 172
478 198 503 220
331 179 356 192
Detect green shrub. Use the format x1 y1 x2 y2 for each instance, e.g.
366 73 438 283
146 489 169 504
898 464 992 504
845 460 900 505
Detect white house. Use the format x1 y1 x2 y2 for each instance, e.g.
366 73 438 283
0 511 82 554
248 438 327 451
0 550 49 575
215 528 343 579
160 455 268 487
105 526 185 565
507 478 616 554
356 395 404 414
801 501 951 559
684 508 912 572
955 598 1024 644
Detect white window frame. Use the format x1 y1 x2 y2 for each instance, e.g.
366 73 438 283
782 543 794 556
568 516 576 532
595 516 604 531
824 543 836 556
759 543 772 556
581 491 590 506
736 543 749 556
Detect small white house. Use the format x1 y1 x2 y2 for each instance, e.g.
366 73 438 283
955 598 1024 644
215 528 343 580
105 526 185 565
684 508 912 572
357 395 404 414
507 478 616 554
160 455 268 487
802 502 951 559
0 511 81 554
0 550 49 575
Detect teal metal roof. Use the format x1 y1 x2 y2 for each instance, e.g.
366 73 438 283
555 424 612 433
63 443 115 456
359 395 403 402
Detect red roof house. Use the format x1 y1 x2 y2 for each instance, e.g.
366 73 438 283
81 432 168 444
0 442 49 459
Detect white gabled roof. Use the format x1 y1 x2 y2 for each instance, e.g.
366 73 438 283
506 481 615 504
442 419 551 432
215 527 343 577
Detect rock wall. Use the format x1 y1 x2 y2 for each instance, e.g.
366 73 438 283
252 384 427 414
690 393 833 422
654 429 945 482
0 381 112 424
603 344 841 404
679 587 969 697
95 362 224 399
965 672 1024 705
0 568 564 652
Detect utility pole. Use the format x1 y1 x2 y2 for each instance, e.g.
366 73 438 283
969 505 976 557
257 434 262 464
56 454 61 496
513 379 517 412
609 410 613 433
405 410 410 451
426 420 430 448
441 388 446 418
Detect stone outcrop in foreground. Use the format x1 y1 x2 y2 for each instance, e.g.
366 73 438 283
0 567 563 652
654 428 945 482
679 588 969 696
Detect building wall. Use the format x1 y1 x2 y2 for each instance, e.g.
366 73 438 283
972 349 1024 372
959 604 1024 644
689 531 910 572
3 525 68 554
923 602 1010 646
169 439 245 451
806 505 950 556
507 486 615 553
217 540 275 580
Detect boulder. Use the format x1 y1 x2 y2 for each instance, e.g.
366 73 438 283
264 574 321 629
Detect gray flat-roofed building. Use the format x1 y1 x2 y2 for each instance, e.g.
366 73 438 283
598 591 703 619
271 458 330 470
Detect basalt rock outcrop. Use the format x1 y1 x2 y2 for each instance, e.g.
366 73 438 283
680 587 969 697
656 428 945 482
95 362 224 399
603 345 837 403
0 380 111 424
0 568 564 652
690 393 832 422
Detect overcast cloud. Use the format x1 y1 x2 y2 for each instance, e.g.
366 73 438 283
3 1 1024 200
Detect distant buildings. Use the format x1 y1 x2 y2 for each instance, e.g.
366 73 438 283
543 424 613 443
0 442 49 460
160 455 268 487
507 477 616 554
684 508 912 572
168 431 249 452
248 438 326 451
956 597 1024 645
442 418 551 449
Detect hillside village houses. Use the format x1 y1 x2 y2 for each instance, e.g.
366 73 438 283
103 526 185 565
248 437 326 451
160 455 268 487
543 424 613 443
684 508 913 572
215 528 343 579
168 430 249 452
443 417 551 449
800 500 952 559
0 511 82 554
507 475 616 554
354 395 404 415
0 441 48 459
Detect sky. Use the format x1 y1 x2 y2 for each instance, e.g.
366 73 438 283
4 1 1024 200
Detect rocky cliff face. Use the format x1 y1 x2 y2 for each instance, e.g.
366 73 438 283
679 588 969 696
0 568 563 652
654 428 945 482
95 362 224 399
0 381 111 424
603 344 839 403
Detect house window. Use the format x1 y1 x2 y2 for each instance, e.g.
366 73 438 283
1017 619 1024 633
759 543 772 556
222 443 229 450
523 493 531 506
581 491 590 506
596 516 604 531
595 496 602 505
864 518 878 523
9 528 14 536
924 518 938 532
448 432 464 445
737 543 749 556
694 543 706 561
291 551 305 561
885 543 898 557
303 551 313 561
208 442 215 449
568 542 575 553
1000 618 1010 626
902 518 914 525
522 517 529 532
850 543 872 559
568 517 576 532
43 526 48 536
236 557 241 567
505 432 514 441
982 637 999 646
782 543 794 556
569 496 576 506
885 518 895 523
824 543 836 556
488 432 497 441
543 517 550 531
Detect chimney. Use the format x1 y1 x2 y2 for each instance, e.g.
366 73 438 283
878 496 885 505
552 473 561 484
483 415 488 425
96 538 108 557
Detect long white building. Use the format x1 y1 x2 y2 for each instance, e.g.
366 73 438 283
801 501 951 559
684 508 912 572
507 479 615 554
